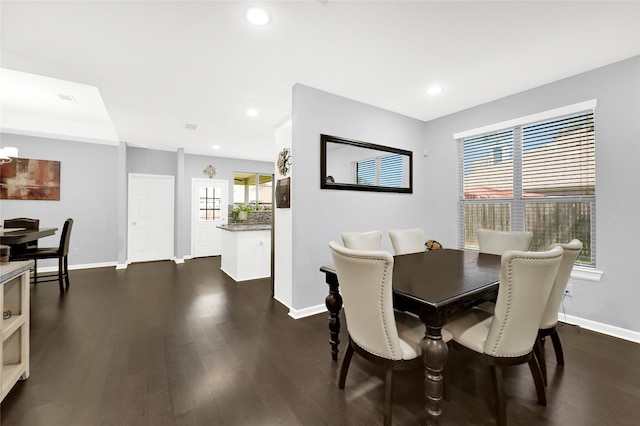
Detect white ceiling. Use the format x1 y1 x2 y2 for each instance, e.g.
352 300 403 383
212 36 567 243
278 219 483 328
1 1 638 162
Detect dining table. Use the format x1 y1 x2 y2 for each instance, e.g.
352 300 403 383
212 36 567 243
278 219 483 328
0 227 58 247
320 248 503 425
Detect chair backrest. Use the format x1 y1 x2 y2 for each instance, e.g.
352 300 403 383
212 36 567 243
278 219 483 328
388 228 425 255
329 241 404 360
4 217 40 249
58 218 74 256
477 229 533 255
341 230 382 250
540 239 583 329
484 246 563 357
3 217 40 230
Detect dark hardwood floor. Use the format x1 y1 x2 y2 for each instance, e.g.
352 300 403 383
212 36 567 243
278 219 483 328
1 257 638 425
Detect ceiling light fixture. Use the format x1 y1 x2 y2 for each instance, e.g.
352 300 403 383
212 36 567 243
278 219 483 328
58 93 76 102
246 8 269 26
211 145 220 150
246 109 258 117
427 86 443 96
0 146 18 165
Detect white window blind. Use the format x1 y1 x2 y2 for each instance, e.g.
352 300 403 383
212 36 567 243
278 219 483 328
356 153 403 187
380 154 403 187
458 108 596 266
356 158 376 186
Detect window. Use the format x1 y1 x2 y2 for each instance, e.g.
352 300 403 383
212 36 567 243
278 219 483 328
233 172 272 211
356 153 403 187
199 186 221 221
457 103 596 266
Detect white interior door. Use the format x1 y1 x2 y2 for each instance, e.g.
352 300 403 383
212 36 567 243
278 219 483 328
128 173 175 263
191 179 228 258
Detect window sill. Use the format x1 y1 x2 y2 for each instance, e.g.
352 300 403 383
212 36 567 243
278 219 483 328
571 266 603 282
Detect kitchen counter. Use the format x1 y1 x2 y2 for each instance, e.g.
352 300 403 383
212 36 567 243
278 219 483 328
218 225 271 281
217 224 271 232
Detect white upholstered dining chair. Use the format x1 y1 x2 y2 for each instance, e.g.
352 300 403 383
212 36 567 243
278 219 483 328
341 230 382 250
388 227 425 255
444 246 563 426
477 229 533 255
328 241 451 426
535 239 583 384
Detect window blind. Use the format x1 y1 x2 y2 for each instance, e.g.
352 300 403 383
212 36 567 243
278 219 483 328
356 158 376 186
458 109 596 266
380 154 403 187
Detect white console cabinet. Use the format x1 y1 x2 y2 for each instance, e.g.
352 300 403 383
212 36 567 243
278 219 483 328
1 260 32 402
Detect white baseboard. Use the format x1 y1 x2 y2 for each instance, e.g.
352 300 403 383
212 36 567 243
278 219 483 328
38 261 118 272
288 303 327 320
561 314 640 344
115 263 128 270
174 258 185 264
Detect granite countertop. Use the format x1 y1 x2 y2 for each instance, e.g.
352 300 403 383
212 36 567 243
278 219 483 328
217 224 271 231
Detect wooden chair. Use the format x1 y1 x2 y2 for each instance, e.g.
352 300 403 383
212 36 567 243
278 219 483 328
12 218 73 293
388 227 425 255
328 241 451 426
535 239 583 384
444 247 563 426
3 217 40 254
341 230 382 250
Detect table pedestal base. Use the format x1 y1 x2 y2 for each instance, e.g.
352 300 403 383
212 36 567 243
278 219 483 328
421 325 449 425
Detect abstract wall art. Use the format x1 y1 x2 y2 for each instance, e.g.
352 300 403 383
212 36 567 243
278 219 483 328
0 158 61 200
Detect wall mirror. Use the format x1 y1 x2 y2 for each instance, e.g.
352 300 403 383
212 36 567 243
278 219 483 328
320 134 413 193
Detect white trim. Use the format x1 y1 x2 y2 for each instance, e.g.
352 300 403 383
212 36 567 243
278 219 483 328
570 266 603 282
561 314 640 344
174 258 185 265
288 303 327 319
453 99 598 140
115 263 128 270
38 261 117 272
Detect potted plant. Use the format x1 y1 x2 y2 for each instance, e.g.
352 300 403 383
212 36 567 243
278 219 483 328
232 204 254 221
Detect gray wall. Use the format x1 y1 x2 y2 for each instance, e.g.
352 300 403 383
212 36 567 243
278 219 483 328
0 133 119 267
421 56 640 332
290 56 639 333
1 134 273 266
291 84 430 309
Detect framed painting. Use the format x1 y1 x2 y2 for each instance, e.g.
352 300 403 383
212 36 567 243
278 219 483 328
0 158 61 200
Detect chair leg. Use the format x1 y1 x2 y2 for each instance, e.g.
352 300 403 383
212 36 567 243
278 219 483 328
534 335 548 386
33 259 38 285
58 256 64 293
63 255 70 290
550 328 564 367
338 343 354 389
489 366 506 426
527 357 547 406
383 364 394 426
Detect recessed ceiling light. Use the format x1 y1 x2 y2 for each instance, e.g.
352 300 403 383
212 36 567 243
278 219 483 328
246 109 258 117
185 123 198 130
211 145 220 150
58 93 76 102
246 8 269 26
427 86 443 96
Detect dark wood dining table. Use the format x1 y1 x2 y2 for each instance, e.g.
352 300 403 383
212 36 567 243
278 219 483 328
0 227 58 246
320 248 502 425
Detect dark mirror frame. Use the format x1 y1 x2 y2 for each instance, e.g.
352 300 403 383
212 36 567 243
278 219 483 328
320 134 413 193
